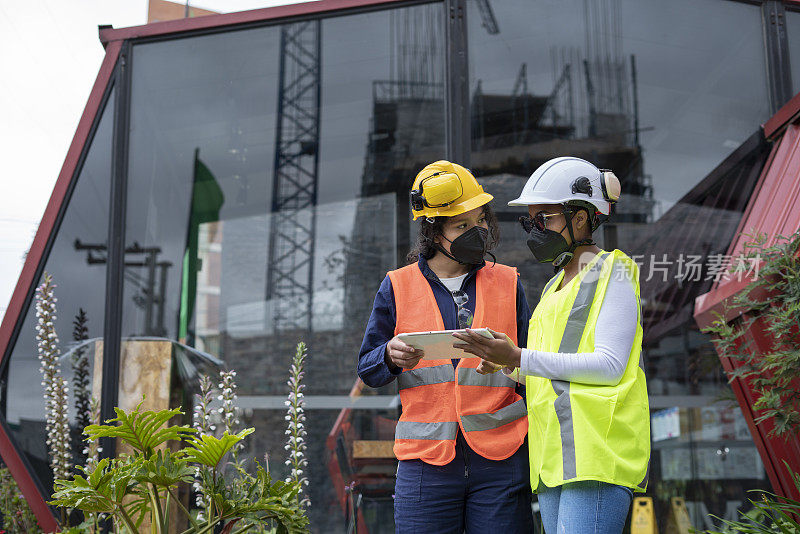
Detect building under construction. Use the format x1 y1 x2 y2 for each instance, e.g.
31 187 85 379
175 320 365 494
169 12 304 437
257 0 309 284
1 0 799 532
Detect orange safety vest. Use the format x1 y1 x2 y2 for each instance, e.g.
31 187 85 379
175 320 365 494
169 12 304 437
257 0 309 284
388 262 528 465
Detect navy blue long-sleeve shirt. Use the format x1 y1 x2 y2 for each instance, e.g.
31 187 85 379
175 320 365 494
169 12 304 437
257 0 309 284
357 256 532 388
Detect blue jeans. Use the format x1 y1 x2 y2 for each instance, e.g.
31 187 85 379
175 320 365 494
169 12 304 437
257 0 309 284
394 432 533 533
537 480 632 534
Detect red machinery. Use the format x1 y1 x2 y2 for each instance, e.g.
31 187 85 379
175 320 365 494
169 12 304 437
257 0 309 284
327 379 398 533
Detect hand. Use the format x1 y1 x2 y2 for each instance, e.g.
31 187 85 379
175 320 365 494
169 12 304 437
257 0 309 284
452 328 522 368
385 336 424 370
476 360 503 375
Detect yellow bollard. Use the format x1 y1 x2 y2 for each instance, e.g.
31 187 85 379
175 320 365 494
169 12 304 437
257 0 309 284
631 497 658 534
664 497 691 534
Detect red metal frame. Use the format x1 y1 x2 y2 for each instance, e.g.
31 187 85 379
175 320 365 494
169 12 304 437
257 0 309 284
734 317 800 499
695 117 800 500
763 91 800 140
730 124 800 255
696 279 800 499
99 0 420 45
0 40 122 531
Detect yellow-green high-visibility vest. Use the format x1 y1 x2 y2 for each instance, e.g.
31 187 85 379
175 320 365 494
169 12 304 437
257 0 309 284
525 249 650 492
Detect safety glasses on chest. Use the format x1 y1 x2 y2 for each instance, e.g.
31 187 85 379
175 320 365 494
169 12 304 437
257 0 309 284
451 290 473 329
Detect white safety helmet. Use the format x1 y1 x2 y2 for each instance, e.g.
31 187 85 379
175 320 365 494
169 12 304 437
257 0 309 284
508 157 620 229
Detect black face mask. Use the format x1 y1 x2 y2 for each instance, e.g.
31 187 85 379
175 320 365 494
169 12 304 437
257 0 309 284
526 226 574 269
524 208 595 271
439 226 490 265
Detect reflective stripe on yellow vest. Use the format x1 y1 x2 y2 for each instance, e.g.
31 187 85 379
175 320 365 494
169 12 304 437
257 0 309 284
526 249 650 491
389 262 528 465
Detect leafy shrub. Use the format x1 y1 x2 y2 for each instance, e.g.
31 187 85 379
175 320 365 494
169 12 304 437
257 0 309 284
50 402 309 533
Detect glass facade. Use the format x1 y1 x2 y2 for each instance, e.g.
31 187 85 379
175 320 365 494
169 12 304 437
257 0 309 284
788 7 800 93
2 0 797 531
122 4 443 530
467 0 772 530
1 87 115 492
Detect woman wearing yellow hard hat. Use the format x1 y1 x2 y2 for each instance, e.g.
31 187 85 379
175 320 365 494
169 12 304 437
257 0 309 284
453 157 650 534
357 160 534 533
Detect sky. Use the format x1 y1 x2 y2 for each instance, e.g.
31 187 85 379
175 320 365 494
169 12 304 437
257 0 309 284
0 0 313 319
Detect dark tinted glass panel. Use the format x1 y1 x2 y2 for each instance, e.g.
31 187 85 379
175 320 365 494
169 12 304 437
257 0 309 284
468 0 770 530
788 9 800 95
125 4 443 530
2 88 114 494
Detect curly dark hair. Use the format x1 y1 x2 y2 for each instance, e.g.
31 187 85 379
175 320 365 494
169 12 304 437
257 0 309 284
406 204 500 264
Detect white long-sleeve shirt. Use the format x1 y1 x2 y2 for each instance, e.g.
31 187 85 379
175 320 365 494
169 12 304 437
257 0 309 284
504 267 638 386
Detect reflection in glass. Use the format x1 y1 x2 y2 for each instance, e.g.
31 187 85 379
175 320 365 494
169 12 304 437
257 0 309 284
787 9 800 97
2 88 115 494
468 0 771 530
124 4 444 530
469 0 768 207
628 135 772 527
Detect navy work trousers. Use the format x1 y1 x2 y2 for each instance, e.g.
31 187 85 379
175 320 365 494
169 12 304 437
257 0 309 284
393 431 533 533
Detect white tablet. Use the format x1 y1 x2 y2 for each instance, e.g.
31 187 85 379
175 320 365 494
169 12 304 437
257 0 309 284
397 328 493 360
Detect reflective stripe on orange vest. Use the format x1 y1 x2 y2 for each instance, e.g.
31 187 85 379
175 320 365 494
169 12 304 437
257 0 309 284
457 367 518 387
395 421 459 440
398 364 454 389
389 262 528 465
461 398 528 432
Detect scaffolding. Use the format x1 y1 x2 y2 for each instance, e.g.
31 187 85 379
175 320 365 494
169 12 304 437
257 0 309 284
266 20 322 332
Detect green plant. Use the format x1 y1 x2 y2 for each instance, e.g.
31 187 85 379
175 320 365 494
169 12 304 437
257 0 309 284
218 370 243 460
698 464 800 533
285 342 309 507
0 466 41 533
50 401 309 533
33 272 310 531
71 308 92 460
702 231 800 439
84 396 102 472
193 374 216 511
35 273 73 526
700 231 800 533
35 273 73 483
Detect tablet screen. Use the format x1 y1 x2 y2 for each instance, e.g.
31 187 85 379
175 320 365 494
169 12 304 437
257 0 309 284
397 328 492 360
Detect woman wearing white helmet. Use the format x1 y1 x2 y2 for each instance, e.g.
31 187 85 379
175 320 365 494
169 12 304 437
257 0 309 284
453 157 650 534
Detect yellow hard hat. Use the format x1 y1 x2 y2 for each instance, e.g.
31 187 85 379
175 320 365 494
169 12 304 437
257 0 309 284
410 160 493 220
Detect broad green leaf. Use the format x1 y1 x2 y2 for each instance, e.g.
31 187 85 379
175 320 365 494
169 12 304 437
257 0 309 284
195 461 309 533
50 456 143 514
185 428 254 468
135 449 194 488
84 400 195 456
